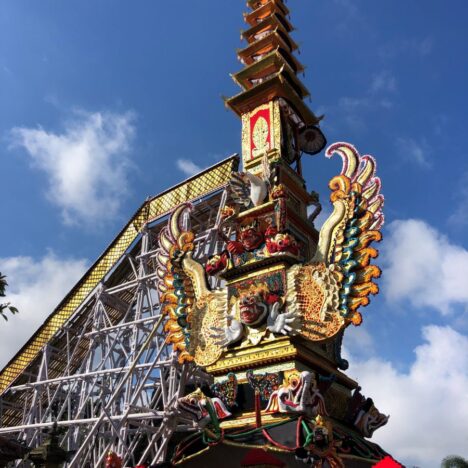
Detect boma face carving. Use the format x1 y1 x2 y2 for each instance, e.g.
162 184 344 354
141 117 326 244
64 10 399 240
178 389 206 421
239 220 264 251
266 232 300 256
239 290 269 326
286 372 302 392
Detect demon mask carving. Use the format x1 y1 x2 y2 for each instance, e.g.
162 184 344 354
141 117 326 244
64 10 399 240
266 371 327 417
227 218 264 255
266 232 301 257
354 399 389 438
239 284 273 327
210 284 298 348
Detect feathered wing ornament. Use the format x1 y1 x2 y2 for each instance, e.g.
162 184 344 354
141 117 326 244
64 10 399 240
229 154 270 207
229 172 252 207
288 142 384 340
156 203 227 366
316 142 384 325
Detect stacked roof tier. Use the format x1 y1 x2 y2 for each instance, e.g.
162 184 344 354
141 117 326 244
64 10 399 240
226 0 320 126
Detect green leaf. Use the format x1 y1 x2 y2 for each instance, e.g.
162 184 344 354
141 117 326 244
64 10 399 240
441 455 468 468
0 273 8 297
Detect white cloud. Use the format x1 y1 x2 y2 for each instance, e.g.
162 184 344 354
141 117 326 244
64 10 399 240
332 0 359 17
343 324 375 358
448 170 468 227
379 98 394 109
417 37 434 56
413 37 434 56
0 252 88 368
379 37 434 59
396 137 432 168
331 0 366 32
176 158 202 177
10 110 135 227
334 71 397 132
382 219 468 315
346 325 468 468
338 96 370 111
370 70 397 94
338 72 396 111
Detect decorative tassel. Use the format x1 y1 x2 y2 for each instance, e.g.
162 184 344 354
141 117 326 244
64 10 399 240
255 390 262 428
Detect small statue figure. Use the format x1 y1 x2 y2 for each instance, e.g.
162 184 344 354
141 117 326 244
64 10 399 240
227 218 265 255
346 387 389 438
354 398 389 438
266 371 327 417
105 451 122 468
177 388 231 428
205 250 230 276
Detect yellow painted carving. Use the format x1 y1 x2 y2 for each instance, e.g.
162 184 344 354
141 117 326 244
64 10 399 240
252 116 270 158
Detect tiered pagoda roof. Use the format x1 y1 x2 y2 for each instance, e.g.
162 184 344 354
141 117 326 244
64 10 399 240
226 0 320 126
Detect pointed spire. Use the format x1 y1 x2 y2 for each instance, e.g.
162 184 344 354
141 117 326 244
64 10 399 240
226 0 324 172
225 0 320 127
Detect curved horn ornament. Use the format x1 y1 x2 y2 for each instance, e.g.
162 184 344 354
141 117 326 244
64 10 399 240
313 142 385 329
170 203 192 242
155 203 225 366
326 142 360 179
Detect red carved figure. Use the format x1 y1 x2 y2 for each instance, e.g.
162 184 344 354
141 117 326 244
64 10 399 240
237 218 264 251
205 251 229 276
266 232 300 256
105 452 122 468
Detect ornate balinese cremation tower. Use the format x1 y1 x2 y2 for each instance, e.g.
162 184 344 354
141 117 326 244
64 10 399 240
156 0 394 466
0 1 398 467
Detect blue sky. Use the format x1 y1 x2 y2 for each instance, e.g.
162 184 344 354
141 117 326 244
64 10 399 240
1 1 467 466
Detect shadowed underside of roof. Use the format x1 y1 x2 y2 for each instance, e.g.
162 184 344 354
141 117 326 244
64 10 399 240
0 155 239 395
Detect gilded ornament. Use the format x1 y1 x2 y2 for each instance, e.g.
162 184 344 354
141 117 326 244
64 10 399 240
252 116 270 158
157 142 384 368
